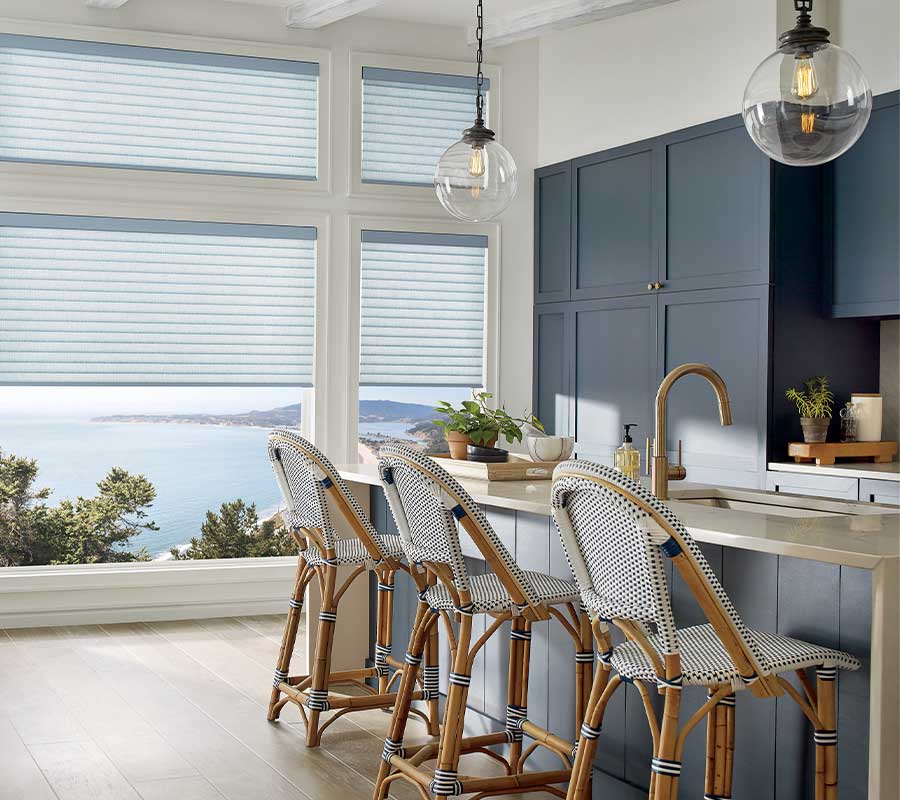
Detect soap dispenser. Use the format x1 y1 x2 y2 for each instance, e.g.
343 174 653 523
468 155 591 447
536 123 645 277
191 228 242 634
615 424 641 482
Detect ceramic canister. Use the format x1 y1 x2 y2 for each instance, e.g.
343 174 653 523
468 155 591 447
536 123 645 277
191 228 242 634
851 393 883 442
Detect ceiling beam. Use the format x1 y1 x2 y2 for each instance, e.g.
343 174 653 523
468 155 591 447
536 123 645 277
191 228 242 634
470 0 683 48
84 0 130 7
286 0 384 29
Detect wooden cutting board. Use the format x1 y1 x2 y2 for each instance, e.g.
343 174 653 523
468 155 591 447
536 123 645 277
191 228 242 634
433 453 557 481
788 441 897 465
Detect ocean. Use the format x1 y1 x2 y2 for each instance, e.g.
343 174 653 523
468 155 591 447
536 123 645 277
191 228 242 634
0 419 416 558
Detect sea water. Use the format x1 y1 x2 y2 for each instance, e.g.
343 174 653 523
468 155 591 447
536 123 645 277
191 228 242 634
0 419 415 558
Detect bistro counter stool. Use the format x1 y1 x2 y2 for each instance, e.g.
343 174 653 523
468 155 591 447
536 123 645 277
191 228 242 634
266 430 439 746
373 443 605 800
550 460 860 800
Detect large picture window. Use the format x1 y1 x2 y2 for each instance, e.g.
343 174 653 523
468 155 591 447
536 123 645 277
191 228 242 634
0 34 319 178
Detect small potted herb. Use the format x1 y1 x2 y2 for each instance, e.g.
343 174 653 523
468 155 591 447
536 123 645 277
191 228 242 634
433 392 543 460
785 375 834 443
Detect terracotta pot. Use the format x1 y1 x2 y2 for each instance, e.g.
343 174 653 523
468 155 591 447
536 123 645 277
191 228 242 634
800 417 830 443
445 431 498 459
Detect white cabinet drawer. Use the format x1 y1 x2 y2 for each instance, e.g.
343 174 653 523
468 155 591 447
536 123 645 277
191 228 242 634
859 478 900 506
765 471 859 501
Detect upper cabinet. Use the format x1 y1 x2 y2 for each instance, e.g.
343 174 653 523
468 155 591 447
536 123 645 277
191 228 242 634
660 118 771 292
571 141 658 299
826 91 900 319
534 162 572 303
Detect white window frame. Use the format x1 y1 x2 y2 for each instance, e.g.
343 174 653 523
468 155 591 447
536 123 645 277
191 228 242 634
0 17 333 196
346 214 500 459
349 51 501 201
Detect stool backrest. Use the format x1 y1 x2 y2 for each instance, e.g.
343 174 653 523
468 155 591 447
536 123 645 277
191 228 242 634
377 443 538 612
268 429 386 560
551 460 776 695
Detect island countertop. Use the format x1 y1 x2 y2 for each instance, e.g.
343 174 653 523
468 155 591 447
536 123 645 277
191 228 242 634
337 464 900 570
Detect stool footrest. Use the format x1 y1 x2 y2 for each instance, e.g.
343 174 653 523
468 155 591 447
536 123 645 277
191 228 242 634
519 720 577 760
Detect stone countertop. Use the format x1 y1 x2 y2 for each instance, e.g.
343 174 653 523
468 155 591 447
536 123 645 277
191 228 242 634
768 460 900 482
337 464 900 570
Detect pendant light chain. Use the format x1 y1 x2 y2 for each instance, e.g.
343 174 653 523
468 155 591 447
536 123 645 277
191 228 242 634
475 0 485 126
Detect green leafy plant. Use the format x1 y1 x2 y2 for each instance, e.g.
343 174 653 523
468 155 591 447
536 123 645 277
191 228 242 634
433 391 544 447
785 375 834 419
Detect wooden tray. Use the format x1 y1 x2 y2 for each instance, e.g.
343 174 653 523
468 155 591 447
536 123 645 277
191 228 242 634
433 453 557 481
788 441 897 465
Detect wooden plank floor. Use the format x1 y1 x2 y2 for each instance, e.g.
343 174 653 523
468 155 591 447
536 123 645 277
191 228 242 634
0 617 545 800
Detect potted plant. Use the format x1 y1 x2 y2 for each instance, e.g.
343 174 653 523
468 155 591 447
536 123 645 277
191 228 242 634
433 392 543 459
785 375 834 443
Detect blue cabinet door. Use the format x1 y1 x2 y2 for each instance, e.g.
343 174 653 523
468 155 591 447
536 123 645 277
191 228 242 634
533 305 572 435
657 285 770 488
571 139 660 300
660 116 771 293
827 90 900 318
571 295 658 466
534 162 572 303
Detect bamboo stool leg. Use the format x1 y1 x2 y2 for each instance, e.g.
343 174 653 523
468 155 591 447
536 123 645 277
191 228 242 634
815 667 838 800
565 669 620 800
505 617 531 769
306 561 338 747
724 696 735 799
429 611 474 797
268 556 311 721
423 601 441 735
373 599 435 800
650 656 683 800
374 569 395 696
703 689 736 799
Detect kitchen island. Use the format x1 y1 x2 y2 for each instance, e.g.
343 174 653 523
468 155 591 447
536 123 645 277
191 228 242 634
336 465 899 800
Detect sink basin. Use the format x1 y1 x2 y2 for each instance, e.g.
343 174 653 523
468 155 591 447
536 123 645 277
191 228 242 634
669 488 896 519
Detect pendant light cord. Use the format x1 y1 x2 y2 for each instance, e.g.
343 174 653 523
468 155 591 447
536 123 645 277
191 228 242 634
475 0 485 126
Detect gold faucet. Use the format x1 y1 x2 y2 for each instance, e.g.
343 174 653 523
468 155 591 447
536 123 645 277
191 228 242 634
650 363 733 499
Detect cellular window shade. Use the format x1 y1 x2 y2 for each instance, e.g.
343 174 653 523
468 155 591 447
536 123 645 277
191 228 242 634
0 34 318 178
361 67 489 186
360 230 487 387
0 214 316 386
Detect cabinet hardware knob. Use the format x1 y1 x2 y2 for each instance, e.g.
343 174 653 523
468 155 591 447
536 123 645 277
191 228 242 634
647 283 654 291
654 282 663 290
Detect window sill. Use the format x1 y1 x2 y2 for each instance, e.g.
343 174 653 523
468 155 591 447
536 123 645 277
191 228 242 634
0 557 298 629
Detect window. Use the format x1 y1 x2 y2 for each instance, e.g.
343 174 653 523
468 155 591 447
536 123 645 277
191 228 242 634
0 34 319 178
0 213 316 385
0 214 316 567
358 229 487 460
361 67 488 186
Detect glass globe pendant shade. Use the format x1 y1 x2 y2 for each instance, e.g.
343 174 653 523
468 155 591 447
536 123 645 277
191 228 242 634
434 136 518 222
743 43 872 166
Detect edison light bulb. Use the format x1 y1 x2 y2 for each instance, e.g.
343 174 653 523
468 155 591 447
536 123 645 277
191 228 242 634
791 55 818 100
467 146 485 177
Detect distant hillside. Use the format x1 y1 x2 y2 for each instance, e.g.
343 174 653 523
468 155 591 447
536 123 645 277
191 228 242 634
93 400 435 427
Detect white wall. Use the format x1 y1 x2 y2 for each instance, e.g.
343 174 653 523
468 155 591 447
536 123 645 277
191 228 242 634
538 0 777 165
834 0 900 95
0 0 539 460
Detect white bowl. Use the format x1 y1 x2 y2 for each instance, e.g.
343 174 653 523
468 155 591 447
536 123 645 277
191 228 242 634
525 435 574 463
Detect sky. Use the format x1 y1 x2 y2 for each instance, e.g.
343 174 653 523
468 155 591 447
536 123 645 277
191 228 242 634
0 386 471 419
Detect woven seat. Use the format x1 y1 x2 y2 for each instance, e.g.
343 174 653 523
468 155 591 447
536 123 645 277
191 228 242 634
611 623 860 690
424 571 579 614
303 534 405 567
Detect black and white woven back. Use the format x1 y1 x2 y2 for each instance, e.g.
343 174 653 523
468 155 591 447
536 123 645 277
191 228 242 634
551 460 764 664
268 429 386 556
377 443 539 605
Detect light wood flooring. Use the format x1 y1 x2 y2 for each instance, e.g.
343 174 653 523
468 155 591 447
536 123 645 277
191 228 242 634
0 616 543 800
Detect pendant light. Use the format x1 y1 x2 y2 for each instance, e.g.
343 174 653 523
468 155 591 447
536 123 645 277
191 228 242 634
742 0 872 167
434 0 517 222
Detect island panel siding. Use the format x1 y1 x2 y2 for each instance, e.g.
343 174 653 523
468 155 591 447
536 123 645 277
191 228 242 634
367 487 871 799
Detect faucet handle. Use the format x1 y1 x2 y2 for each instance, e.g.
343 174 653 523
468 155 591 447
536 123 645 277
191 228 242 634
668 439 687 482
677 439 683 467
644 436 651 476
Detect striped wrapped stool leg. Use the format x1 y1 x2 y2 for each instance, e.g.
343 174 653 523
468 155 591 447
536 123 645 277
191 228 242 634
305 557 338 746
566 667 621 800
649 655 684 800
704 690 736 799
505 618 532 767
815 666 839 800
374 599 437 800
374 570 395 695
423 594 441 735
268 556 312 721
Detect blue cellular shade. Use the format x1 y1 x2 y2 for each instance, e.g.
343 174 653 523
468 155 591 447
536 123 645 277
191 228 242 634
0 213 317 386
0 33 319 178
361 66 488 187
360 230 486 387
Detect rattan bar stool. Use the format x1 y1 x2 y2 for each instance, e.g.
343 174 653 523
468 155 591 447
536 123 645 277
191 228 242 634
373 443 605 800
266 430 439 746
550 460 861 800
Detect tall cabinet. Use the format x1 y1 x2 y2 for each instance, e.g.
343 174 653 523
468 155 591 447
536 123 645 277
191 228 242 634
534 113 885 489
